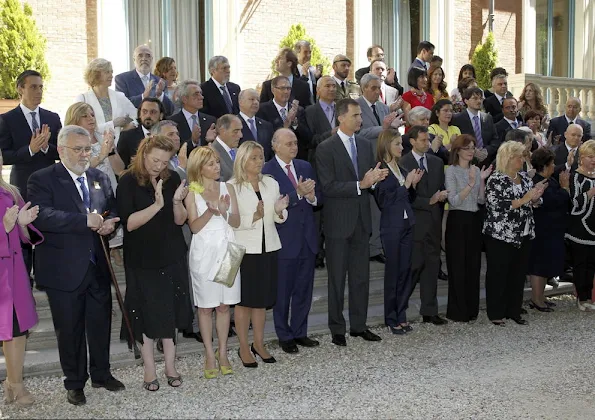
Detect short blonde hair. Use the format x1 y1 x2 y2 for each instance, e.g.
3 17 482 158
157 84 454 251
496 141 526 173
84 58 112 87
64 102 95 127
231 141 264 189
579 139 595 163
187 146 220 185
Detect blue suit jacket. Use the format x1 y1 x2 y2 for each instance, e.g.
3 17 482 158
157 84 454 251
28 164 118 292
0 106 61 200
114 70 174 115
374 163 416 232
262 158 321 259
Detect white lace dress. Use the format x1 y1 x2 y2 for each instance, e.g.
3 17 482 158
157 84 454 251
189 182 241 308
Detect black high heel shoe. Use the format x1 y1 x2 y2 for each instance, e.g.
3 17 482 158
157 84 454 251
529 301 554 312
251 343 276 363
237 349 257 368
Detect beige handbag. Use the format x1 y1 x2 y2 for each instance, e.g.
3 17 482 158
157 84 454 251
213 232 245 288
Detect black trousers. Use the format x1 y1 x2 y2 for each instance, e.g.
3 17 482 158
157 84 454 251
45 263 112 390
445 210 482 321
485 236 531 320
326 216 370 335
408 221 441 316
381 221 413 326
570 242 595 302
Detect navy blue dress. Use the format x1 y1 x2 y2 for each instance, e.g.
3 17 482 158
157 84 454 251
527 174 570 277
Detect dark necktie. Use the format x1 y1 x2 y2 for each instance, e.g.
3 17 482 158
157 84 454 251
77 176 91 211
30 112 39 131
220 85 234 113
341 81 345 94
371 104 381 125
473 115 484 148
419 156 427 171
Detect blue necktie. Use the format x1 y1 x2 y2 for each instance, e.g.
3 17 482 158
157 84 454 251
419 156 427 171
349 137 359 178
77 176 90 211
473 115 484 148
229 149 236 161
220 85 234 113
248 118 258 140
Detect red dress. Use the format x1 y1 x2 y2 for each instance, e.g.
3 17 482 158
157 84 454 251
402 90 435 111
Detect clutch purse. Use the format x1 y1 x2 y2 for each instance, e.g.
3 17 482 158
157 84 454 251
213 241 246 288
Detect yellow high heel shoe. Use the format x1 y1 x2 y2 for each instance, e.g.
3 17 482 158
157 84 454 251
203 358 219 380
215 349 234 375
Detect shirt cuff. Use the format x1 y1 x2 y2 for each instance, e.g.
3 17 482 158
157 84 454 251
566 163 571 170
41 145 49 154
306 196 318 206
29 146 35 156
356 181 361 196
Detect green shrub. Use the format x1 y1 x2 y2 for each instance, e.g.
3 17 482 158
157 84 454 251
0 0 50 99
471 32 498 91
271 23 331 76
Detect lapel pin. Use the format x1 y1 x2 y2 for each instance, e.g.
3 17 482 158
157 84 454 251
93 181 101 190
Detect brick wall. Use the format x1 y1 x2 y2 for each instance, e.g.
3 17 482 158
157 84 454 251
453 0 522 80
86 0 98 63
236 0 348 90
20 0 89 117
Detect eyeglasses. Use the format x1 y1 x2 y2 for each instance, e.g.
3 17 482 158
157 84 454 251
63 146 92 154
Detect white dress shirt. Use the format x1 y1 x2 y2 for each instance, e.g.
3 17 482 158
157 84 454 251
63 163 89 207
20 103 49 156
565 141 578 170
337 129 362 195
275 155 317 205
216 137 234 160
412 150 429 172
387 163 408 219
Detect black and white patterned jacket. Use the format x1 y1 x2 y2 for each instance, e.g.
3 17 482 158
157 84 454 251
566 172 595 246
483 171 535 247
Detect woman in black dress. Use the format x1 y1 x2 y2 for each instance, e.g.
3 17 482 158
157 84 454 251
228 141 288 367
117 135 192 391
527 148 570 311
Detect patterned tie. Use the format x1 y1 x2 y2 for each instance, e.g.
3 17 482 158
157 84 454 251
171 155 179 168
229 149 236 161
419 156 427 171
30 112 39 131
511 121 518 129
279 107 287 122
348 137 359 178
191 114 198 130
285 164 298 188
77 176 91 211
371 104 381 125
473 115 484 148
142 75 150 88
220 85 234 113
248 118 258 140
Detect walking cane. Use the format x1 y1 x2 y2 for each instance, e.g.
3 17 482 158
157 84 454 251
97 228 141 360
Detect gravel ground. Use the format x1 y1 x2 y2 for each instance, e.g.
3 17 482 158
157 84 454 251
2 294 594 419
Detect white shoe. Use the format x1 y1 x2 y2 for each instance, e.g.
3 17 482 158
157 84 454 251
577 300 593 311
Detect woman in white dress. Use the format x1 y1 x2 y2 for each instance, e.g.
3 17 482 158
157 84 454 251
184 146 241 379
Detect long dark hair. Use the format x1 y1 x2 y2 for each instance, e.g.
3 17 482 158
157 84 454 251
429 99 453 126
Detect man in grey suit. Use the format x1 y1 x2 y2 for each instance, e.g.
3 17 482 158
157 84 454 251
399 125 449 325
356 73 404 264
211 114 243 182
316 98 389 346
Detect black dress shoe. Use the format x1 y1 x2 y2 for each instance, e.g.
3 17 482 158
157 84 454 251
183 331 204 342
349 329 382 341
331 334 346 346
422 315 448 325
438 270 449 281
92 376 125 392
279 340 299 354
369 254 387 264
508 316 528 325
294 336 320 347
520 308 528 315
67 389 86 406
315 257 325 269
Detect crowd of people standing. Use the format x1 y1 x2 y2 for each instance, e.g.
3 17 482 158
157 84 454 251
0 37 594 407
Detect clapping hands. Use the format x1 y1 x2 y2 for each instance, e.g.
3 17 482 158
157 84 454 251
361 163 389 189
296 176 316 201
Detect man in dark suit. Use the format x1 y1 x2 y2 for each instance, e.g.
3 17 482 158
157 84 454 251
260 48 311 108
295 40 321 105
256 76 312 161
262 128 321 354
483 67 513 99
546 97 592 144
211 115 243 182
409 41 434 71
483 74 513 123
315 98 388 346
28 125 124 405
495 97 524 145
355 45 404 95
237 88 274 160
0 69 62 278
451 87 500 166
553 123 583 175
115 44 174 115
200 56 241 118
116 97 165 168
400 125 448 325
168 79 217 155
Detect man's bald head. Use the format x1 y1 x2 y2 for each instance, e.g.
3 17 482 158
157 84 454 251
565 97 582 121
272 128 298 163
